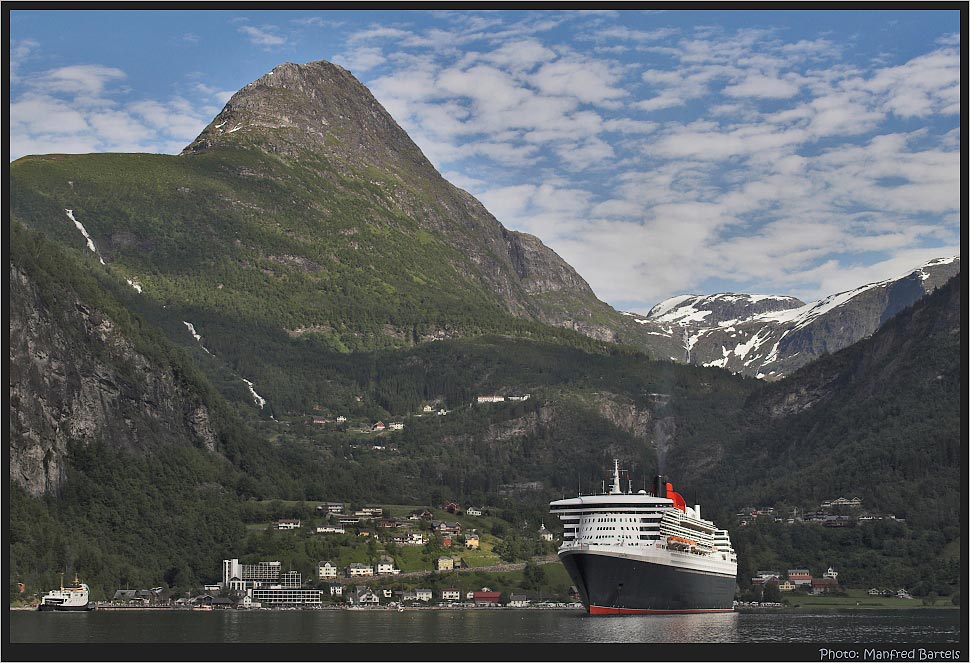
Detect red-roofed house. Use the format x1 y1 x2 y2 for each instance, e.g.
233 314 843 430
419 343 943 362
473 591 501 606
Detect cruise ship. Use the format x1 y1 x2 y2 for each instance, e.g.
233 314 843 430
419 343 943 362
38 574 93 611
549 460 737 614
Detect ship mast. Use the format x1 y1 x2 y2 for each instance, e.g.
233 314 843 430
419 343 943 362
610 459 622 494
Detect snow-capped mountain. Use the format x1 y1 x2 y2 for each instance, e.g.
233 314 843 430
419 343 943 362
624 257 960 379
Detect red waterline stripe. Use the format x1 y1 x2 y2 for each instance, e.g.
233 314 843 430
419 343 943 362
589 605 735 615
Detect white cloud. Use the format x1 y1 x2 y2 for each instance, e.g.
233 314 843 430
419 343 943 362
33 64 127 96
723 73 800 99
238 25 287 49
331 46 387 72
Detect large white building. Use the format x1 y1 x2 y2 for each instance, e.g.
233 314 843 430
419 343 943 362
223 559 282 591
251 587 324 606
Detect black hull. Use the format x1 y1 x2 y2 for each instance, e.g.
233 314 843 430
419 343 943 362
38 603 92 612
560 551 735 614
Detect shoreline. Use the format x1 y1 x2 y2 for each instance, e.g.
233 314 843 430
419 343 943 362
12 604 957 613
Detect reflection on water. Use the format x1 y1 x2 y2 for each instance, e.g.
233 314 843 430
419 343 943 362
572 612 740 643
9 609 960 644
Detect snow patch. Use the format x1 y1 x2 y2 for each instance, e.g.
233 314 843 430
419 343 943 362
703 345 731 369
228 125 243 133
64 209 105 265
215 121 227 129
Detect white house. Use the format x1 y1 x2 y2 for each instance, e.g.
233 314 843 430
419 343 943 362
388 422 404 430
405 532 427 546
347 563 374 577
317 561 338 580
330 585 343 597
440 588 461 601
376 556 399 575
476 395 505 403
415 589 433 602
316 526 346 535
466 507 484 517
276 519 301 530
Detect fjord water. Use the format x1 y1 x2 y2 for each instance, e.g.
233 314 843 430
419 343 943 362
10 609 960 643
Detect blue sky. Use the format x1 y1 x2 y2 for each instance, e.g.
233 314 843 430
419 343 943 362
9 9 962 313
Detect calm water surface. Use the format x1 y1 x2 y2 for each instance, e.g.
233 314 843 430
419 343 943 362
9 608 961 644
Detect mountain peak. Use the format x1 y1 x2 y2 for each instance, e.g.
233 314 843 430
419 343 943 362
181 59 435 175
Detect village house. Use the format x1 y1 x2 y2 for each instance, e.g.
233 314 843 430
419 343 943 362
442 502 460 514
376 556 399 575
507 394 531 401
787 569 813 586
360 506 384 517
473 590 502 606
317 561 338 580
436 557 455 572
316 526 346 535
778 580 797 592
404 531 426 546
811 577 839 594
347 563 374 577
432 520 462 534
508 594 531 607
423 405 434 413
821 497 863 509
465 507 484 517
752 571 781 585
352 587 380 606
823 567 839 580
330 585 343 597
415 589 433 602
276 519 301 530
464 533 480 550
371 421 386 432
388 422 404 430
407 509 433 521
381 588 393 599
440 588 461 601
476 395 505 403
311 416 329 425
538 523 553 541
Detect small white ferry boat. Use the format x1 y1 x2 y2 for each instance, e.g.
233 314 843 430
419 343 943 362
38 573 93 612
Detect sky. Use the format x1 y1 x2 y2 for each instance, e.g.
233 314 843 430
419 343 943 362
8 8 963 313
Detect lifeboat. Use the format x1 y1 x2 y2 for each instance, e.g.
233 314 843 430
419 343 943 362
667 535 697 549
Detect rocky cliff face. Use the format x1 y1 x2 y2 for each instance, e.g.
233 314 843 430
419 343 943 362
8 262 218 497
749 272 962 419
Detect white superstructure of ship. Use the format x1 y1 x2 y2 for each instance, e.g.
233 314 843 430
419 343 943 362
38 573 93 611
